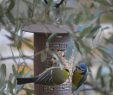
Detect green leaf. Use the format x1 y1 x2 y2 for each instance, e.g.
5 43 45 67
0 4 5 25
28 5 33 18
77 38 92 54
109 77 113 88
95 0 113 6
40 50 47 62
65 45 73 60
24 38 32 42
26 92 33 95
0 64 6 89
74 41 82 54
5 0 15 25
79 25 92 38
96 65 102 79
75 12 83 24
8 81 14 94
100 12 113 23
6 0 15 12
16 85 24 93
23 39 34 49
5 34 14 41
0 64 6 81
100 76 105 87
6 12 15 25
12 65 17 76
47 33 58 43
17 40 22 49
87 25 100 37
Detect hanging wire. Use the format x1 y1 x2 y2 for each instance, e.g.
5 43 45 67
44 0 64 8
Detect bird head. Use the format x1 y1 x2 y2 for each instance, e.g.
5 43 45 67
76 63 87 75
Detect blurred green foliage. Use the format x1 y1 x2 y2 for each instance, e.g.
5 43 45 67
0 63 33 95
0 0 113 95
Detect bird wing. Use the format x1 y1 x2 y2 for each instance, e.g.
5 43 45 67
35 67 55 85
72 70 83 87
76 74 87 90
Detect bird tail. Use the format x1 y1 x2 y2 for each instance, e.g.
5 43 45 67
17 77 36 85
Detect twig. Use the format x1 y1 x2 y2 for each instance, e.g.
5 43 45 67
0 55 33 61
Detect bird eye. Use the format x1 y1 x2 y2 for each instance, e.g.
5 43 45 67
76 66 81 70
75 66 86 74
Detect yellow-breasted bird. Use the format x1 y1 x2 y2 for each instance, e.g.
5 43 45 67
17 67 69 85
72 63 87 91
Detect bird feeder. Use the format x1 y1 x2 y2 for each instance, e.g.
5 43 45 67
22 23 75 95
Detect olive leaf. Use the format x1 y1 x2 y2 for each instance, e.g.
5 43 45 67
0 64 6 82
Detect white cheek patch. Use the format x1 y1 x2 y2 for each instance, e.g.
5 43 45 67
76 68 83 74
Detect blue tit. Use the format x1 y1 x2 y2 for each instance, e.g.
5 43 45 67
17 67 69 85
72 63 87 91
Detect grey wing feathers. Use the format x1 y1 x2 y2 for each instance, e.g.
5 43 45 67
35 68 54 85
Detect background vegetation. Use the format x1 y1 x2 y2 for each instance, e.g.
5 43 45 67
0 0 113 95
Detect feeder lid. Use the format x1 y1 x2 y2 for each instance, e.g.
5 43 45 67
22 23 75 34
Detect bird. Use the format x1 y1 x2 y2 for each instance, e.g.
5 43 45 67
17 67 69 85
72 63 88 91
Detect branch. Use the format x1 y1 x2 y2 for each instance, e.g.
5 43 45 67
0 55 33 61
